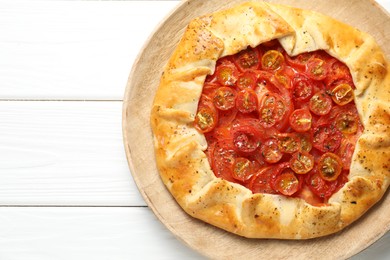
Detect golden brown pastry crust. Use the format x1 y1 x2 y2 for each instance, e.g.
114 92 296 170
150 1 390 239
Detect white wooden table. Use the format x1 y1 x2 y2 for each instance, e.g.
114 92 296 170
0 1 389 259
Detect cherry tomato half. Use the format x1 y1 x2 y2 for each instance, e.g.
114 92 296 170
237 71 258 90
290 151 314 174
309 91 332 116
262 50 284 71
334 111 359 134
232 157 255 182
292 76 314 102
312 124 342 153
195 97 218 133
261 138 283 164
296 132 312 152
259 93 287 128
289 108 312 132
306 172 338 199
277 133 301 154
318 152 343 181
213 87 236 111
234 47 260 72
274 170 300 196
215 61 239 86
236 89 258 114
305 57 328 81
331 83 354 106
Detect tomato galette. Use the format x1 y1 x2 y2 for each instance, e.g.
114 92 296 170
150 1 390 239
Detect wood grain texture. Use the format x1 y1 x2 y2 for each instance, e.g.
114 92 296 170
0 207 202 260
0 1 178 100
0 101 144 206
122 0 390 259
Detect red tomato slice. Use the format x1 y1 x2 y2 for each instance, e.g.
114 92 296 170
305 57 328 81
248 166 278 194
309 91 333 116
233 47 260 72
232 157 255 182
318 152 343 181
236 89 258 114
231 118 265 153
292 75 314 102
262 50 285 71
290 151 314 174
337 139 355 170
218 107 238 127
273 66 295 89
277 133 301 154
258 93 287 128
296 132 313 152
213 87 236 111
274 171 300 196
306 171 338 199
331 83 354 106
195 96 218 133
334 110 359 134
237 71 258 90
215 60 239 86
261 138 283 164
285 52 314 71
325 60 353 87
289 108 312 132
210 141 237 182
312 124 342 153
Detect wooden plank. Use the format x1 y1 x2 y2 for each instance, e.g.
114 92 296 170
0 207 202 260
0 1 179 100
0 206 387 259
0 101 145 206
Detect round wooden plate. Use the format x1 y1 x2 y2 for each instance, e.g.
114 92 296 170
122 0 390 259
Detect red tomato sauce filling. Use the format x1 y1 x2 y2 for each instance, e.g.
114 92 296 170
195 41 364 206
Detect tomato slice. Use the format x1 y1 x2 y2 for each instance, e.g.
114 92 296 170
237 71 258 90
274 170 300 196
306 172 338 199
309 91 332 116
312 124 342 152
290 151 314 174
273 67 294 89
289 108 312 132
236 89 258 113
210 141 237 182
296 132 312 152
318 152 343 181
259 93 287 128
261 138 283 164
262 50 285 71
325 60 353 87
215 60 239 86
195 96 218 133
337 139 355 170
292 76 314 102
285 52 314 71
334 110 359 134
213 87 236 111
218 108 238 127
305 57 328 81
277 133 301 154
248 166 278 194
231 119 264 153
233 47 260 72
232 157 255 182
331 83 354 106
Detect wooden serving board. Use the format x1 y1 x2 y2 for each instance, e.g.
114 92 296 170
122 0 390 259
